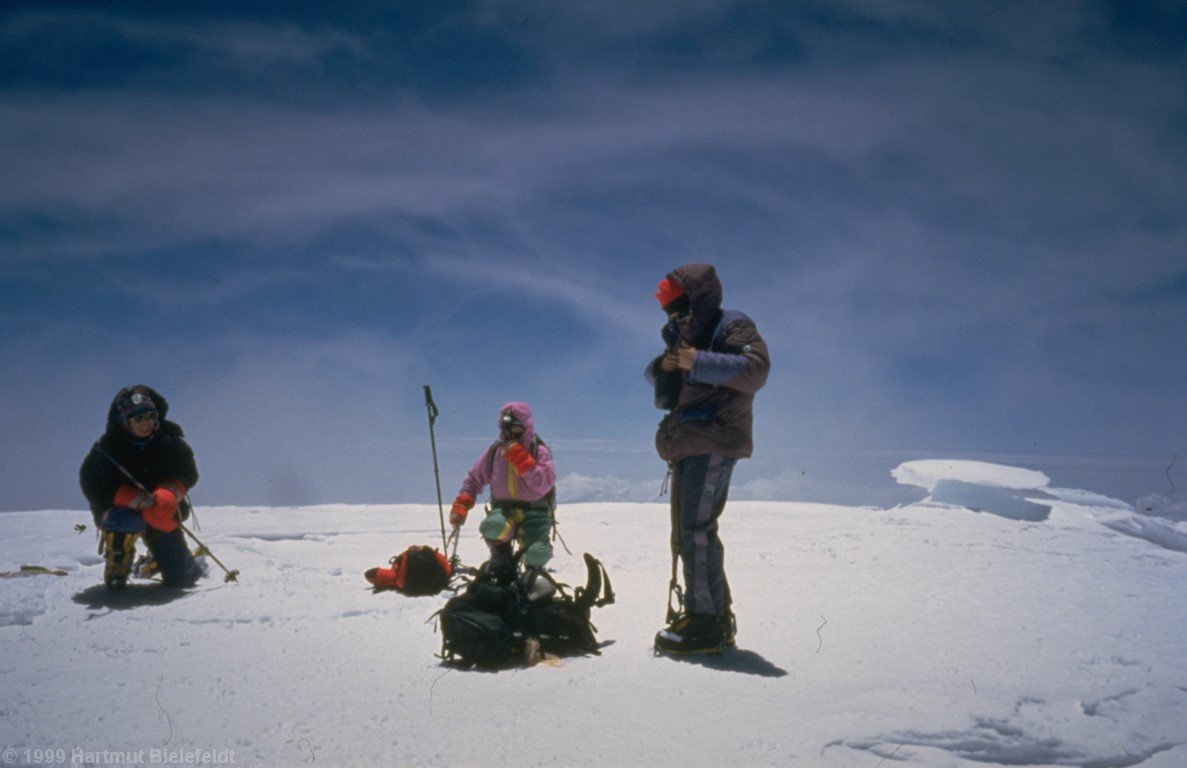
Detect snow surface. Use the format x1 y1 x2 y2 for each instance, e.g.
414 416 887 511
3 459 1187 767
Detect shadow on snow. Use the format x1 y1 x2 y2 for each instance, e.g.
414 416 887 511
660 646 788 677
72 582 194 615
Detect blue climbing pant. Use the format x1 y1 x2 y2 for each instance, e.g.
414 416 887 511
143 528 203 587
671 454 736 616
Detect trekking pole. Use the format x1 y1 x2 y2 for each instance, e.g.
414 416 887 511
179 522 239 582
89 442 240 583
423 385 448 554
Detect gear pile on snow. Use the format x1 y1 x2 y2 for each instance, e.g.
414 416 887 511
437 552 614 668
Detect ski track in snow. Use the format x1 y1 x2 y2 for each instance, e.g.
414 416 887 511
2 461 1186 767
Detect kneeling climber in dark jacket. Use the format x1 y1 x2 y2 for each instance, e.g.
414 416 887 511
80 385 205 590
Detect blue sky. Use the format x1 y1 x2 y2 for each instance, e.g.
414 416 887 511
2 1 1184 511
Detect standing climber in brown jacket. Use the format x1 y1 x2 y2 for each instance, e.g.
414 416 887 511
645 263 770 654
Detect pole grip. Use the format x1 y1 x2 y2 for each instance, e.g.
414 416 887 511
423 385 439 422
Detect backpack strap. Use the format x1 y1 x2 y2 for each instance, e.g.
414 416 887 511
485 436 555 510
485 435 543 471
574 553 616 610
484 441 498 477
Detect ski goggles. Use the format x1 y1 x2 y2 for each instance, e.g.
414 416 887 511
500 413 525 437
127 411 159 424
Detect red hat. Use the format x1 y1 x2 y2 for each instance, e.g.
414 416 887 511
654 277 686 310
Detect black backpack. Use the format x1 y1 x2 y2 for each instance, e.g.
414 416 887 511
437 553 615 669
438 579 523 667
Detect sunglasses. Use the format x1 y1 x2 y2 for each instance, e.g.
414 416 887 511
128 411 159 424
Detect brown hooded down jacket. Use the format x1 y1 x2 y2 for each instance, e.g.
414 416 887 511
645 263 770 462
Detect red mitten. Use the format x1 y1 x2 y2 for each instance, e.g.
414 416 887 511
113 484 154 511
503 443 536 474
143 486 180 532
450 493 475 526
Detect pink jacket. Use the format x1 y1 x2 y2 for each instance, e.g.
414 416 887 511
458 402 557 504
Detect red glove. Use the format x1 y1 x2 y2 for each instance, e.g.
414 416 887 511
113 484 154 511
142 486 180 532
503 443 536 475
450 493 475 527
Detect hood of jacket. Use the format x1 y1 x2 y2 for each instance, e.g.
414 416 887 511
498 401 537 445
105 385 173 436
668 263 724 346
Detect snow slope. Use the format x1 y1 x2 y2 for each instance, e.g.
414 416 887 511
2 460 1186 767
